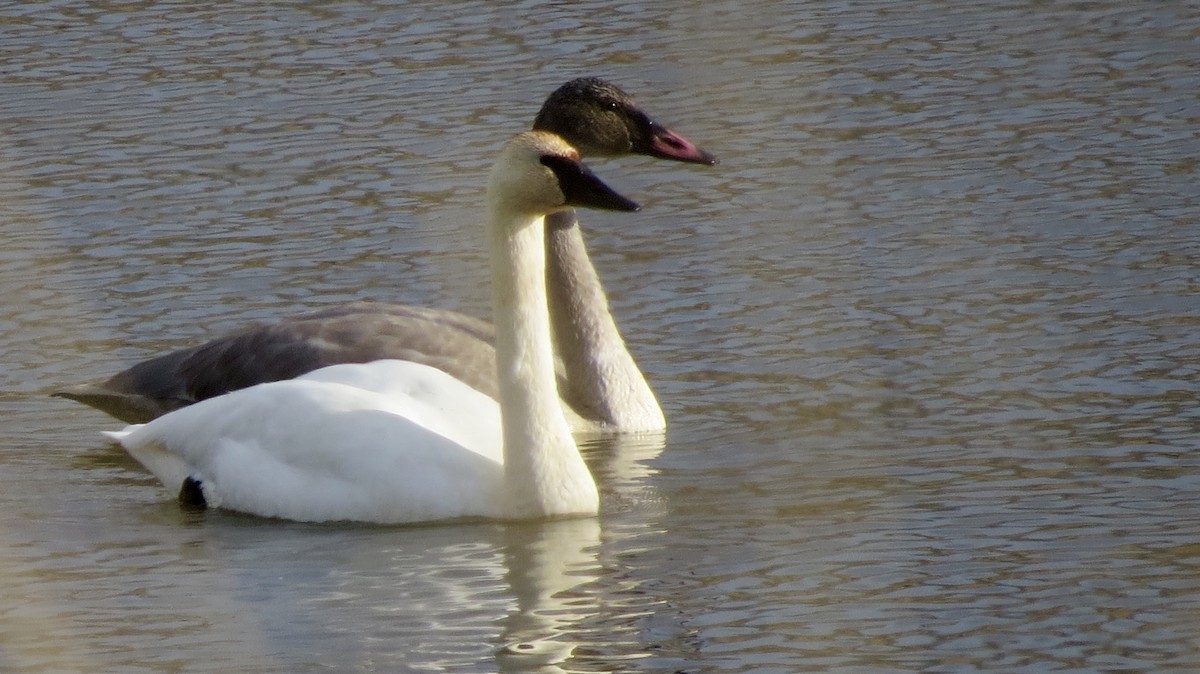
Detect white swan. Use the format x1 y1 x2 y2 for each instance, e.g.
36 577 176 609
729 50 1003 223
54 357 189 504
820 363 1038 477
103 131 640 523
55 78 714 433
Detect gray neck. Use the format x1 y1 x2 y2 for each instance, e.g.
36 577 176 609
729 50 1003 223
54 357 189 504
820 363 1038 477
545 210 666 432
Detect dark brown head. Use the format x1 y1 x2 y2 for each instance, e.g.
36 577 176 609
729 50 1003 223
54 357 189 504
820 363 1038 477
532 77 717 165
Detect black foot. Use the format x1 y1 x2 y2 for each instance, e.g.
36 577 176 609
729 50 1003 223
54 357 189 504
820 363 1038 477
178 476 208 510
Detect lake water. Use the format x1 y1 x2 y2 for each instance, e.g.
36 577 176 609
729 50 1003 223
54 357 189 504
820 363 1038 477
2 0 1199 671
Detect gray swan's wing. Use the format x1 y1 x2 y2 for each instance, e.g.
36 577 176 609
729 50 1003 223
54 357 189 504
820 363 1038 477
54 302 499 423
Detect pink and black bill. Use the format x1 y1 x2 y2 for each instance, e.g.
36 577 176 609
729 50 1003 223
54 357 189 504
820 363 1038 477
639 117 718 166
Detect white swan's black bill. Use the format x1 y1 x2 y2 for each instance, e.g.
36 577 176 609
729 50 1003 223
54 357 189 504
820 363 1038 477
540 155 640 213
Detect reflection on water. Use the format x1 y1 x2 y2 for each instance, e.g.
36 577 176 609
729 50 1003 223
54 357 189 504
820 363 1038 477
0 448 612 673
3 0 1200 671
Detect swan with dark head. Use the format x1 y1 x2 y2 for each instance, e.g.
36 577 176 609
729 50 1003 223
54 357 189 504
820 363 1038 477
56 78 715 433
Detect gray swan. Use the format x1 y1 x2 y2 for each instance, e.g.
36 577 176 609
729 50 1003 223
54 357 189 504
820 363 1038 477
57 78 715 433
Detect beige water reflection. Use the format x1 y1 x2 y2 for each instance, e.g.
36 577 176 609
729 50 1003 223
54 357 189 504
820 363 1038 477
4 0 1200 672
0 419 665 672
0 459 611 673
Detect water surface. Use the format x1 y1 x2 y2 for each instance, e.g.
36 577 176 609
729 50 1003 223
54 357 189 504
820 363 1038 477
2 1 1199 672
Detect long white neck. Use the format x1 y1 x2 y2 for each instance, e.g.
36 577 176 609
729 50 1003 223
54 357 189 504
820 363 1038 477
546 210 666 432
489 207 599 518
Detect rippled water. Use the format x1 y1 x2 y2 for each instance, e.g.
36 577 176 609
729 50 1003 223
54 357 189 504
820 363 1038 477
3 0 1199 672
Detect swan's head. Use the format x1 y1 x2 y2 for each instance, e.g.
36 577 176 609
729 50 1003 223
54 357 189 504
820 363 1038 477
488 131 640 219
533 77 717 165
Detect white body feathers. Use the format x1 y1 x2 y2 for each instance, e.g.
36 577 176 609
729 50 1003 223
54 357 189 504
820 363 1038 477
104 360 507 522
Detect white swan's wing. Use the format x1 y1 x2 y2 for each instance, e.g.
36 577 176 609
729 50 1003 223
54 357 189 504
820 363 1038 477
107 361 505 523
295 359 503 455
